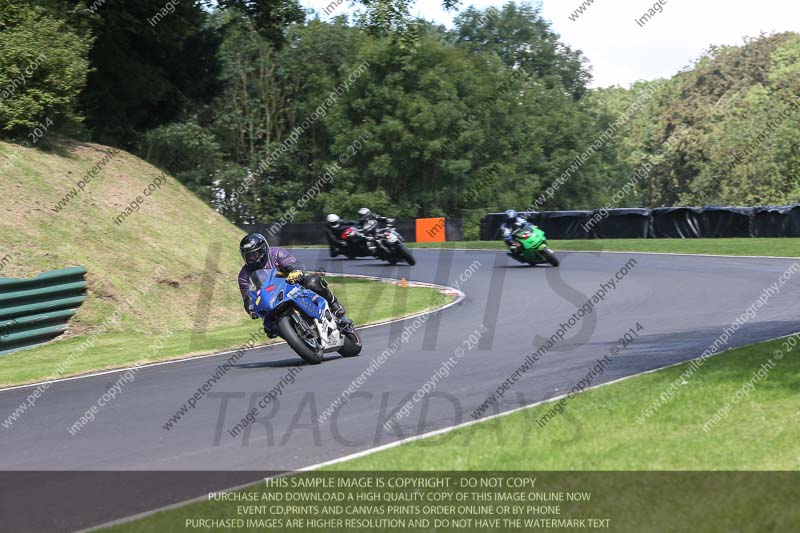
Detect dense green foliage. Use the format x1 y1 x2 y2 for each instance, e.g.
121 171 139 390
0 2 91 134
594 33 800 207
1 1 798 228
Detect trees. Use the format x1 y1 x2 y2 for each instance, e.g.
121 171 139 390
0 2 91 135
4 0 797 223
603 32 800 207
453 2 591 99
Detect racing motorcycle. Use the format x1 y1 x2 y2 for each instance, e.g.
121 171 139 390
366 221 416 266
506 225 559 267
248 268 362 364
336 225 372 259
338 222 416 266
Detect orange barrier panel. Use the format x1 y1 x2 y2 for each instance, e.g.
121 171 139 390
416 217 446 243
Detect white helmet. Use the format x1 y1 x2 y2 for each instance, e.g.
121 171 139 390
326 213 340 224
358 207 371 218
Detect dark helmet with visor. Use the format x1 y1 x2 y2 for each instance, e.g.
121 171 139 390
239 232 269 266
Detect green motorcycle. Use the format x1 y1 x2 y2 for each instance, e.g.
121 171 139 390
506 225 560 267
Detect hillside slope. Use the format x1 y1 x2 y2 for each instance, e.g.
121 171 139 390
0 139 246 337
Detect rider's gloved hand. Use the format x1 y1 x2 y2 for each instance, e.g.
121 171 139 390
286 270 304 284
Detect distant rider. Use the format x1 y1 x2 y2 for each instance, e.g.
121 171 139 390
357 207 394 240
500 209 533 258
237 232 353 332
324 213 357 258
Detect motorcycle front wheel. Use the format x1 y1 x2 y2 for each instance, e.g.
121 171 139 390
277 313 324 364
338 329 363 357
397 244 416 266
540 247 560 267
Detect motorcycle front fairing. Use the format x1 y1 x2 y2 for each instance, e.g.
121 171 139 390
247 269 326 331
247 269 343 350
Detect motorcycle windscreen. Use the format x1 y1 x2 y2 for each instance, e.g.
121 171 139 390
248 268 274 291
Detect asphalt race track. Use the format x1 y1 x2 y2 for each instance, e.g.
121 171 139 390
1 248 799 531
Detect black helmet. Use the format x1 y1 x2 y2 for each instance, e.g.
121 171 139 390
504 209 518 222
239 232 269 266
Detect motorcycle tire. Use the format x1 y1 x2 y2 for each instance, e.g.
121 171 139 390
540 247 560 267
338 329 363 357
398 244 416 266
277 313 324 364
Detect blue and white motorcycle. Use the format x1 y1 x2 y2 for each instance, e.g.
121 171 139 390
247 269 362 364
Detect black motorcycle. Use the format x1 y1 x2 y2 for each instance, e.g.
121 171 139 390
367 223 416 266
335 225 372 259
336 222 416 266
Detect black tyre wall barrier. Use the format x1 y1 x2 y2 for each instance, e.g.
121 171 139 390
698 206 753 238
650 207 703 238
538 211 594 240
481 204 800 240
752 205 797 238
590 208 651 239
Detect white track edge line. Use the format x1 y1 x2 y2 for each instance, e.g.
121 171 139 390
82 331 799 532
0 274 464 394
400 247 800 260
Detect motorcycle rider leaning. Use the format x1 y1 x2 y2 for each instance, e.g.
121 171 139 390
500 209 534 259
324 213 357 258
237 233 353 333
357 207 394 240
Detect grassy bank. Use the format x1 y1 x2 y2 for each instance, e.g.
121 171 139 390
0 277 452 387
408 238 800 257
0 140 250 337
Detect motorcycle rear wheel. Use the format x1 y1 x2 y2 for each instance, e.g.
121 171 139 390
277 313 324 364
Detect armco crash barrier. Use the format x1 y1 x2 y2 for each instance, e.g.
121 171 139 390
0 267 87 356
481 204 800 240
239 219 463 246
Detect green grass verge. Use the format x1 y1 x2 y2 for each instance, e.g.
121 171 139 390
0 277 452 388
103 334 800 533
329 334 800 470
407 238 800 257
